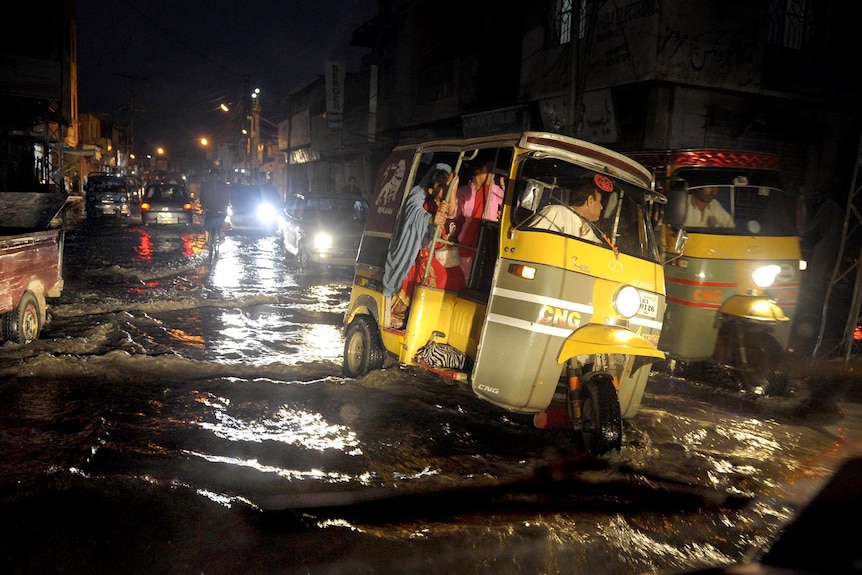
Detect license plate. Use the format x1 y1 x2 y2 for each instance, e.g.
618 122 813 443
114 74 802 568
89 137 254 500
157 214 176 224
639 292 659 318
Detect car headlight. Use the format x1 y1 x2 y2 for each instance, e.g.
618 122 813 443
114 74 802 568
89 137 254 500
752 264 781 288
312 232 333 250
613 285 641 319
257 203 277 224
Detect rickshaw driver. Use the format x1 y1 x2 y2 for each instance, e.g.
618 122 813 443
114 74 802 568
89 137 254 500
527 173 610 243
681 185 735 228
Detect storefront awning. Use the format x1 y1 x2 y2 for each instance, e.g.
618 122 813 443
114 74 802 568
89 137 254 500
62 145 100 158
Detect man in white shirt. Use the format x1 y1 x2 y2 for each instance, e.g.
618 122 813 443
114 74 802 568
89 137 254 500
528 174 608 244
681 186 735 228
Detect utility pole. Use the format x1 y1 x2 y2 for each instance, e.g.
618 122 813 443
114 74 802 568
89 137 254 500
814 129 862 362
250 88 261 184
116 73 148 166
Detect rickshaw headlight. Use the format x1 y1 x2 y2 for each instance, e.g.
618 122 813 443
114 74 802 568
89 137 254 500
752 264 781 288
614 285 641 319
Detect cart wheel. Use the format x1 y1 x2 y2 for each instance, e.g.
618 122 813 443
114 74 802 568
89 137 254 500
580 374 622 455
343 315 385 377
2 291 41 344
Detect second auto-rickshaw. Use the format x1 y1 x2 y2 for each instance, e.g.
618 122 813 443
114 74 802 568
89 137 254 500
632 149 803 394
342 132 667 454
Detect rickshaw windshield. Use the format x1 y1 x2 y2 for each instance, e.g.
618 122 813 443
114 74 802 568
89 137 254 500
511 156 661 262
664 169 799 236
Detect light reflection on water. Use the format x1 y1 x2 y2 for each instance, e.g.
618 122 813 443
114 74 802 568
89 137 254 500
195 307 344 365
206 235 289 291
194 391 362 453
207 237 244 289
188 452 365 483
168 327 206 349
291 323 344 363
600 515 735 572
134 228 154 262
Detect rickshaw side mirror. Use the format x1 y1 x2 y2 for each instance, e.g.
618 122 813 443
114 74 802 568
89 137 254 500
519 179 545 211
674 227 688 252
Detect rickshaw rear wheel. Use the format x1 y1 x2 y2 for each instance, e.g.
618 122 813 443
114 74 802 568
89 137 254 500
579 374 622 455
342 315 385 377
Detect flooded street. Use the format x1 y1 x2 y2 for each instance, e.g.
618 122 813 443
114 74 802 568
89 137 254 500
1 214 861 574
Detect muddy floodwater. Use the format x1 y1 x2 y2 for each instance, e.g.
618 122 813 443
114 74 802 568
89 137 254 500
1 215 861 574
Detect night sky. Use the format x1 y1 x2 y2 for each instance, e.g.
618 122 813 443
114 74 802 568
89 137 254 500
74 0 376 155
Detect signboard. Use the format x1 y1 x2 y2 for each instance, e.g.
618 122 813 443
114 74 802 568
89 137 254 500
325 60 345 129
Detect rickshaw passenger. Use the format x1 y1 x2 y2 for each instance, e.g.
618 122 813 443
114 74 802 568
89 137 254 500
452 161 504 281
681 185 735 228
383 163 465 329
527 174 607 244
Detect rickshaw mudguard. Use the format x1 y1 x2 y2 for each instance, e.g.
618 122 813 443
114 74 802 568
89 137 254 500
556 324 666 363
719 295 789 322
557 324 664 419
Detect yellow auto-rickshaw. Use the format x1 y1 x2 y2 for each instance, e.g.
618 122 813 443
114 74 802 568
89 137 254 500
343 132 667 454
632 149 803 394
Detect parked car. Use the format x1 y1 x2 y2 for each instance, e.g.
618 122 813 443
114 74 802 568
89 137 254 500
84 173 132 218
140 182 195 226
224 183 282 234
277 191 369 269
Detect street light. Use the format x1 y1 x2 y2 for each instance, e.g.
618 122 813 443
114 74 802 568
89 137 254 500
198 136 217 173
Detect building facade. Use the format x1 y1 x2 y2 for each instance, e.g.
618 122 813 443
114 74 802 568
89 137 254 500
278 0 859 204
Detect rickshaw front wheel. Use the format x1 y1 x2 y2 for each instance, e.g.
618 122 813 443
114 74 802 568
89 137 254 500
579 374 622 455
717 322 788 396
342 315 385 377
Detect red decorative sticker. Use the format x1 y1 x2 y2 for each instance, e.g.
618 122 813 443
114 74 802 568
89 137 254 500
594 174 614 193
